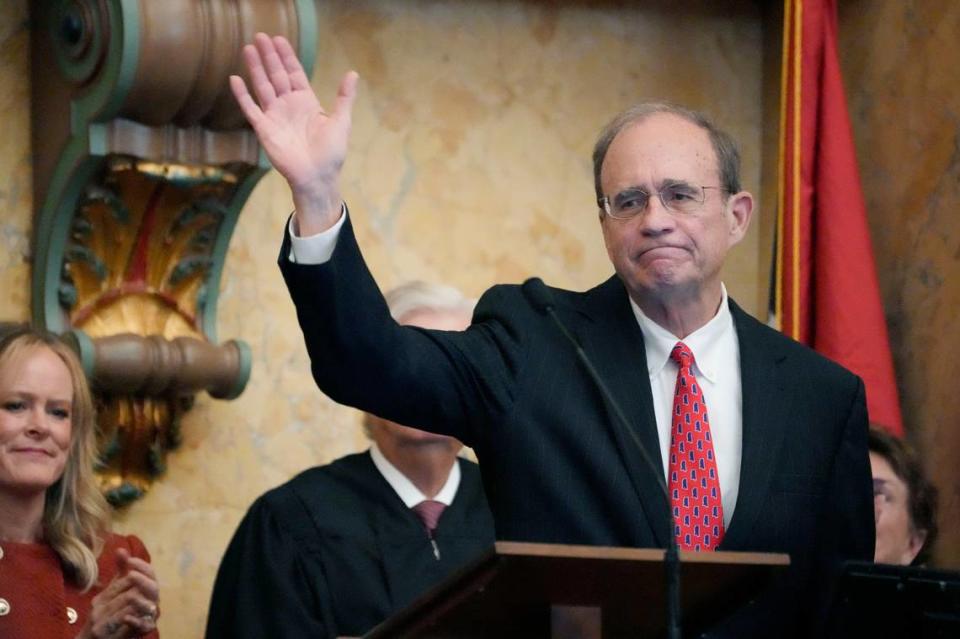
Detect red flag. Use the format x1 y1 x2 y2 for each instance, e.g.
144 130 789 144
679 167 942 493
774 0 903 434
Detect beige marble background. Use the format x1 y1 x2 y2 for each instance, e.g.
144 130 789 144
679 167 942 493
2 1 766 636
0 1 31 323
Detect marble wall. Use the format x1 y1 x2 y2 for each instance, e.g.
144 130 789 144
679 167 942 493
839 0 960 568
0 1 31 323
1 1 766 636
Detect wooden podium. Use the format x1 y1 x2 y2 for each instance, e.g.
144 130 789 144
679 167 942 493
364 542 789 639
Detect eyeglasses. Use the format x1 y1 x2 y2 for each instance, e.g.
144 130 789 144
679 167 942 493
598 184 728 220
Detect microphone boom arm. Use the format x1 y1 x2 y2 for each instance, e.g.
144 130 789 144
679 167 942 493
523 277 682 639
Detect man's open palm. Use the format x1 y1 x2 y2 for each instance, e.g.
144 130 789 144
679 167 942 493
230 33 357 208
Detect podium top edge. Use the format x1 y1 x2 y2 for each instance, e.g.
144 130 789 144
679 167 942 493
493 541 791 566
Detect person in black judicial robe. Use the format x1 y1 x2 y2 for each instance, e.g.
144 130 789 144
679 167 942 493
205 452 493 639
205 282 495 639
229 35 874 637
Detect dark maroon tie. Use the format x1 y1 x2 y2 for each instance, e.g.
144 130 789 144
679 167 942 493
669 342 724 551
411 500 446 538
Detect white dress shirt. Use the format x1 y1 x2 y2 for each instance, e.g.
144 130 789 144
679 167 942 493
629 287 742 528
369 442 461 508
287 207 346 264
289 209 742 525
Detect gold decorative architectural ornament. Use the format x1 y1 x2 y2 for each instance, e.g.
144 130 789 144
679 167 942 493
30 0 317 505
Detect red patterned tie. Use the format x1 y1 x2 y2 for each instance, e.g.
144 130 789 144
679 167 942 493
669 342 724 551
412 500 446 538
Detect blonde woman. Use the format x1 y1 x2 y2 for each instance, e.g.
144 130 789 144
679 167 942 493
0 325 159 638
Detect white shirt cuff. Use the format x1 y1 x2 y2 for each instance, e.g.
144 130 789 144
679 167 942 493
287 204 347 264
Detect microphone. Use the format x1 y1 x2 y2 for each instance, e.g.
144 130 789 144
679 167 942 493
521 277 682 639
520 277 556 313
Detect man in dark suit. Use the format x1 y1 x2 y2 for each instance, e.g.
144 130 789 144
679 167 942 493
205 283 495 639
230 33 874 636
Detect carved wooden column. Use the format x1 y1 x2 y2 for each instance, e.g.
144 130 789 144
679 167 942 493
30 0 317 504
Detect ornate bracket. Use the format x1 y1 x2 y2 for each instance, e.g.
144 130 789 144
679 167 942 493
30 0 317 505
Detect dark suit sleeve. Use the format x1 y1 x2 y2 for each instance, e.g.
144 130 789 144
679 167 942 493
816 377 875 632
826 377 874 559
205 497 336 639
278 215 525 448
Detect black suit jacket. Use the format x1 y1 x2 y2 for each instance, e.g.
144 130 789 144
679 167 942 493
205 452 494 639
279 217 874 636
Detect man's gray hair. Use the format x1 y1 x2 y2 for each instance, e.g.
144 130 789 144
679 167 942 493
384 281 476 324
591 101 742 202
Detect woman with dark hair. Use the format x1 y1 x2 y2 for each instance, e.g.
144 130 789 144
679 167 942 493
0 325 160 638
869 426 938 566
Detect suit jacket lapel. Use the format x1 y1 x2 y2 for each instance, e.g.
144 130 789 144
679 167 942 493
575 276 671 546
720 301 790 549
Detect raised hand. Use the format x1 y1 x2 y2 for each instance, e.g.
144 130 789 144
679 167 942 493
231 33 359 234
77 549 159 638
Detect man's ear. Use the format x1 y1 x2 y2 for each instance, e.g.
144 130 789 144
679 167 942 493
726 191 754 247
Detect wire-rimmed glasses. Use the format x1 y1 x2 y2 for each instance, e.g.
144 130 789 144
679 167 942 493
598 183 728 220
